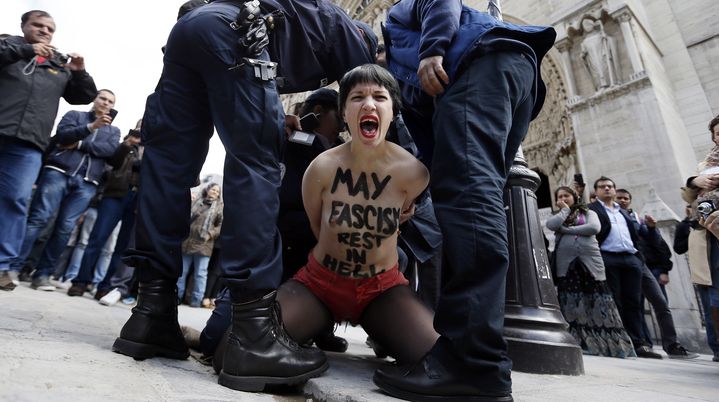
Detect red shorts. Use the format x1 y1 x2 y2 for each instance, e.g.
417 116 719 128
292 253 409 325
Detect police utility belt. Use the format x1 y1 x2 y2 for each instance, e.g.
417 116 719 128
231 57 277 81
226 0 279 82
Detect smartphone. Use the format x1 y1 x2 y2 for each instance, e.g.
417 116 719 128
299 112 320 132
288 130 316 146
573 173 584 185
107 108 118 122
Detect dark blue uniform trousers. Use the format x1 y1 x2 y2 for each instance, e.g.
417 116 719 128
125 2 285 299
428 52 534 393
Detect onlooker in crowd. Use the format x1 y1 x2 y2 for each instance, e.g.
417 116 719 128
68 121 144 299
695 210 719 344
617 189 672 297
0 10 97 291
9 90 120 291
201 246 224 308
374 1 555 400
177 182 223 307
113 0 377 392
279 88 344 281
616 189 697 358
57 195 119 288
545 186 635 358
681 114 719 357
674 206 719 361
588 176 662 358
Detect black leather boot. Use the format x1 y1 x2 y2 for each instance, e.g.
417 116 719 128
112 279 189 360
314 329 348 353
218 291 328 391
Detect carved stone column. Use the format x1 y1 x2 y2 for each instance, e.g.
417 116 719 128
614 8 645 79
555 38 578 100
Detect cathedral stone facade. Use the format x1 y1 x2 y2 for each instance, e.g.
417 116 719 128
306 0 718 353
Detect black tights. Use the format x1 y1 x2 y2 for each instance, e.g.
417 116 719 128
277 280 439 365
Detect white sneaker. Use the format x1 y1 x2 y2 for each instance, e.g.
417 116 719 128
7 271 20 286
51 278 72 290
99 288 122 306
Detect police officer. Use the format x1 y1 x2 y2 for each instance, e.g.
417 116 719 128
112 0 375 392
374 1 555 401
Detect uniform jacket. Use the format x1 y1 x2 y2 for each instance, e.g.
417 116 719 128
545 207 606 280
383 0 556 119
279 134 341 250
387 114 441 263
0 35 97 150
257 0 376 93
45 110 120 185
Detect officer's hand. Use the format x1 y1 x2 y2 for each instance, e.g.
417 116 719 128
400 202 415 224
32 43 55 58
284 114 301 137
659 273 669 285
66 53 85 71
90 114 112 130
418 56 449 97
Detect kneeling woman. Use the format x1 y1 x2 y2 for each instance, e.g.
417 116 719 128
197 65 438 372
546 186 635 358
277 64 438 364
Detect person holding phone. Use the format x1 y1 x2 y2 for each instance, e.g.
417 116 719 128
7 89 120 291
67 119 145 300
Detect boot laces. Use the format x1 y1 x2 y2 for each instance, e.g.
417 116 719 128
270 301 301 352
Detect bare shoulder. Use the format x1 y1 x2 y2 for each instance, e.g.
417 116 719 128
306 144 349 180
387 142 428 183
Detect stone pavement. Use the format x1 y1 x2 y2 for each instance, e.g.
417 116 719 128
1 283 717 402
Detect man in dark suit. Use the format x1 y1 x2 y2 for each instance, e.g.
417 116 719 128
588 176 662 359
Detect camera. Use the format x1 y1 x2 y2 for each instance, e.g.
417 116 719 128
53 50 70 64
697 200 715 221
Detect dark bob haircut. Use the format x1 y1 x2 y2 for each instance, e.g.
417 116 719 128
338 64 402 118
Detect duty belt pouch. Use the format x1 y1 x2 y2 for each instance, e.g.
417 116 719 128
243 57 277 82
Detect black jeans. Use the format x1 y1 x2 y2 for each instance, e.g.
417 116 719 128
640 264 677 348
602 252 645 347
427 52 534 393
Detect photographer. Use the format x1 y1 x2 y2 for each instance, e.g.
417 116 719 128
68 120 144 300
8 90 120 291
0 10 97 291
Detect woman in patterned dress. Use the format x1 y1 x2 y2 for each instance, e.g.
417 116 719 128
546 186 636 358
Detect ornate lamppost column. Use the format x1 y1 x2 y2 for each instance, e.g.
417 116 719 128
488 0 584 375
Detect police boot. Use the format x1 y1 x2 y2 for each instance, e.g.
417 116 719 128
112 279 189 360
218 290 328 391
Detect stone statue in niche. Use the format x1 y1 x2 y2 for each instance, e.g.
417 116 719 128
580 17 619 91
